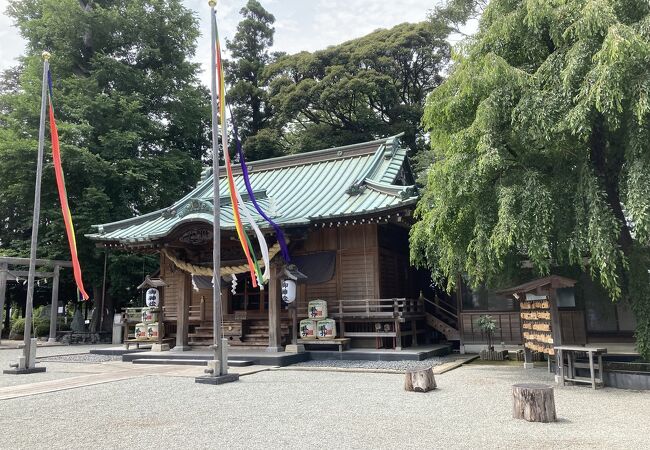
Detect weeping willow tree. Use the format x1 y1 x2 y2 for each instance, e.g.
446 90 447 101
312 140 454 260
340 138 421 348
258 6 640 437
411 0 650 358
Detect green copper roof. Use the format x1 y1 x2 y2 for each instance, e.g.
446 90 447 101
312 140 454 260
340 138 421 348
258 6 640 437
86 134 418 245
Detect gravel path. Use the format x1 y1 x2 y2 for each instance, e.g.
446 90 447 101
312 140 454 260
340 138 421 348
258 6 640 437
0 345 126 388
1 363 648 449
36 354 123 363
292 355 458 371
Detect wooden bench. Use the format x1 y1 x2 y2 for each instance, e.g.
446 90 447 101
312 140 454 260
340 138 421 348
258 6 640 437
297 338 351 353
125 337 174 350
554 345 607 389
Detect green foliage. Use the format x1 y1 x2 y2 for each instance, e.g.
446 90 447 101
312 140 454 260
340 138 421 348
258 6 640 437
9 318 25 340
477 314 497 348
225 0 282 160
264 21 451 154
0 0 209 305
411 0 650 359
9 307 50 338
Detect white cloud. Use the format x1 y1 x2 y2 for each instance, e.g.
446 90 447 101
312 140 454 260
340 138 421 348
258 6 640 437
0 0 27 72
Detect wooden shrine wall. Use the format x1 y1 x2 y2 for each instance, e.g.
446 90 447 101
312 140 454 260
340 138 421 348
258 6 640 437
295 224 380 312
520 296 555 355
460 312 522 344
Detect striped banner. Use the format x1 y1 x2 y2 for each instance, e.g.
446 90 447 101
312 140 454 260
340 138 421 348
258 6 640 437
47 71 89 300
214 14 270 286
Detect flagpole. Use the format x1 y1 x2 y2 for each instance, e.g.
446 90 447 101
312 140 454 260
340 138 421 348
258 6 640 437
209 0 226 377
22 52 50 371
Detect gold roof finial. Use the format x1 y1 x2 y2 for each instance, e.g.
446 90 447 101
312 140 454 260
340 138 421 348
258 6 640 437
42 51 51 61
208 0 216 7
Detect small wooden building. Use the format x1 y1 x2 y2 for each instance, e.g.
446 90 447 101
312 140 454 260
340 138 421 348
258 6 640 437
454 272 637 351
87 135 436 350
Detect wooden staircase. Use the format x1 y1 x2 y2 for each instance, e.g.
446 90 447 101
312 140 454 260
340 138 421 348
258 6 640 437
422 296 461 342
188 320 289 347
425 312 460 341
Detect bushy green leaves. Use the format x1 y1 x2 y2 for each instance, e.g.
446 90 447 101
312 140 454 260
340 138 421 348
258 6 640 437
412 0 650 358
0 0 208 305
265 22 450 154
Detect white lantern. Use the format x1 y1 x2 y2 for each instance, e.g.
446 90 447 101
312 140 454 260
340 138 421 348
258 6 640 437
281 279 296 304
146 288 160 307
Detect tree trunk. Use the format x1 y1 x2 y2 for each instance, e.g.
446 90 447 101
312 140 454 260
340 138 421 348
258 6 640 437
512 383 556 422
404 367 436 392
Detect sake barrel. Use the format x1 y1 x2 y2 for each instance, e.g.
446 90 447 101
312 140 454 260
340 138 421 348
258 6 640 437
308 300 328 319
125 308 141 322
317 319 337 339
146 322 162 341
141 307 159 323
134 323 148 341
299 319 317 339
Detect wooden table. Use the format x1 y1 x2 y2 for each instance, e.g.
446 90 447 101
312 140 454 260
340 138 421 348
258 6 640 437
554 345 607 389
297 338 351 353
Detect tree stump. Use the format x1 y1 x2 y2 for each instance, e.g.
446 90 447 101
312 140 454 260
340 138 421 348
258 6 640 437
404 367 436 392
512 383 556 422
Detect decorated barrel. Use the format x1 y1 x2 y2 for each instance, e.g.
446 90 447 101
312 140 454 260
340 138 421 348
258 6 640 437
125 308 141 323
147 322 161 341
308 300 328 319
317 319 337 339
135 323 148 341
141 307 159 323
299 319 317 339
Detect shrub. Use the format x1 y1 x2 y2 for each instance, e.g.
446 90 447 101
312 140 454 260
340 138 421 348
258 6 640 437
9 318 24 340
8 316 51 339
477 315 497 350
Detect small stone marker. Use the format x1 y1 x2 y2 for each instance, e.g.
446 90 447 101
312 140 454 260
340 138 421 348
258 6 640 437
404 367 436 392
512 383 556 422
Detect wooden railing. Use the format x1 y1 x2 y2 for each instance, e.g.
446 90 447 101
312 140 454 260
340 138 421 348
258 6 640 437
298 298 424 320
421 296 458 320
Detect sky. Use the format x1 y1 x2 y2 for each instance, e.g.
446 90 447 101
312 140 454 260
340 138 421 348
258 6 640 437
0 0 442 86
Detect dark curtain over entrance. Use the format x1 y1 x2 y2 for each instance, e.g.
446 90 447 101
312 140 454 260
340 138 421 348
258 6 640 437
293 251 336 285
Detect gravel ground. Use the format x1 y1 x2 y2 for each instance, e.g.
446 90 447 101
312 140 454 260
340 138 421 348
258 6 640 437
1 364 648 449
292 355 457 371
0 345 126 388
36 354 123 363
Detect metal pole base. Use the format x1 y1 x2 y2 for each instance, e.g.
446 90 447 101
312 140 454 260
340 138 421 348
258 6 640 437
195 373 239 385
4 367 46 375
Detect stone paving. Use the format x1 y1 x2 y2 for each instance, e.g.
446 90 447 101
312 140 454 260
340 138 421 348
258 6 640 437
0 347 648 449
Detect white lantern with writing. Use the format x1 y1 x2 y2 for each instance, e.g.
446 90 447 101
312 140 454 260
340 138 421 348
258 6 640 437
281 279 296 304
146 288 160 307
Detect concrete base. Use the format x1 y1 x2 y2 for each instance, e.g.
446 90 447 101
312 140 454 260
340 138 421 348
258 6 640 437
3 366 47 375
284 344 306 353
151 343 170 352
47 338 57 344
523 362 535 369
170 345 192 352
195 373 240 385
265 346 284 353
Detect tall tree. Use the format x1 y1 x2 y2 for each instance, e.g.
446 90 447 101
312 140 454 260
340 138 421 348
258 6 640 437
411 0 650 358
265 21 450 153
0 0 209 323
225 0 282 160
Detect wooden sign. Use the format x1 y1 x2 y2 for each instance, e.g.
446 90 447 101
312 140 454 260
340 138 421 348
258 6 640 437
519 294 554 355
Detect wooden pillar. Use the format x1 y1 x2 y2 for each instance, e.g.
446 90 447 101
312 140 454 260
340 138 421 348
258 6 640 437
172 272 190 351
0 262 7 345
267 263 283 352
48 265 60 343
290 304 297 345
548 288 563 381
